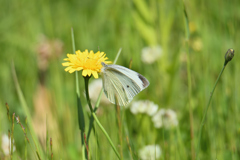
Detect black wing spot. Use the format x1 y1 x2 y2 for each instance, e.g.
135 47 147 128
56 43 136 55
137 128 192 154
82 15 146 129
127 85 129 88
138 74 150 88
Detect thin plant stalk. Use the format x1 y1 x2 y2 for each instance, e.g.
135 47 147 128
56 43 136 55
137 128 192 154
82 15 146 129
183 4 195 160
196 65 225 159
86 79 104 144
25 122 42 160
92 113 121 159
50 138 53 160
87 48 122 143
113 48 122 64
86 48 122 159
116 103 123 159
195 49 234 159
122 110 134 159
126 136 134 160
11 113 15 160
15 116 38 159
94 90 104 112
16 115 38 159
25 117 28 160
195 65 225 159
84 76 93 112
5 103 10 122
84 75 120 159
85 75 94 147
71 28 86 159
11 63 43 159
87 114 95 144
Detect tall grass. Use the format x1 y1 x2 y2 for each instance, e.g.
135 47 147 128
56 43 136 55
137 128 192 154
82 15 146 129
0 0 239 159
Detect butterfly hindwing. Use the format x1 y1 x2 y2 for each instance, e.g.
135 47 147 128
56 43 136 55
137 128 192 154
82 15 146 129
102 69 129 106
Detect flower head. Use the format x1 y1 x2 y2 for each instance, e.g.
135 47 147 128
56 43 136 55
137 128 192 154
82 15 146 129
141 46 163 64
152 109 178 129
139 144 161 160
1 134 16 156
130 100 158 116
62 49 111 78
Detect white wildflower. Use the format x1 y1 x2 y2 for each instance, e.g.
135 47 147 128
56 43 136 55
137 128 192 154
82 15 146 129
130 100 158 116
141 46 163 64
152 109 178 129
1 134 16 156
139 144 161 160
88 78 110 105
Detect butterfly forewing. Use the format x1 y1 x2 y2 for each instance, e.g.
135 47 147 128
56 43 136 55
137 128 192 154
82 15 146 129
113 72 141 99
102 64 149 106
109 65 149 90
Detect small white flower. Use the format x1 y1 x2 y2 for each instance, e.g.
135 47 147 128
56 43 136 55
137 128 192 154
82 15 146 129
130 100 158 116
1 134 16 156
88 79 111 105
152 109 178 129
141 46 163 64
139 144 161 160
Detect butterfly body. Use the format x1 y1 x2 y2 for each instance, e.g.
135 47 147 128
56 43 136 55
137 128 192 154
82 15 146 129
101 62 149 106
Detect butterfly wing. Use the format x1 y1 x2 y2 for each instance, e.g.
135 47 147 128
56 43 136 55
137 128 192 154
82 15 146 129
102 64 149 106
102 70 129 106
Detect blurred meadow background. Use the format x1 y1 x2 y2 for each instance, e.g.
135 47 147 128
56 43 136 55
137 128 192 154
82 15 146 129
0 0 240 159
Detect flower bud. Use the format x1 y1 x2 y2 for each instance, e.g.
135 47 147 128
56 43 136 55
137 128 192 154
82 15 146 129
224 48 234 66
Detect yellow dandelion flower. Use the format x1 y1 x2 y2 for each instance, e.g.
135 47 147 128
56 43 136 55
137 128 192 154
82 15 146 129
62 49 111 78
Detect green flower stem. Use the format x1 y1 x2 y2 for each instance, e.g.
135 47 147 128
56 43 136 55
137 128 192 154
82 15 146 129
87 115 94 144
86 88 103 143
196 49 234 159
84 76 95 144
196 65 226 159
84 76 93 112
87 48 122 143
92 113 121 159
94 89 104 111
71 28 86 159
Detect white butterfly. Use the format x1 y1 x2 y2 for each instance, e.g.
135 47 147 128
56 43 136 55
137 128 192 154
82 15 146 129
101 62 149 106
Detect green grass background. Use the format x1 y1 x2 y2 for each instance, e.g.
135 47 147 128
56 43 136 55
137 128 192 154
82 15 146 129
0 0 240 159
